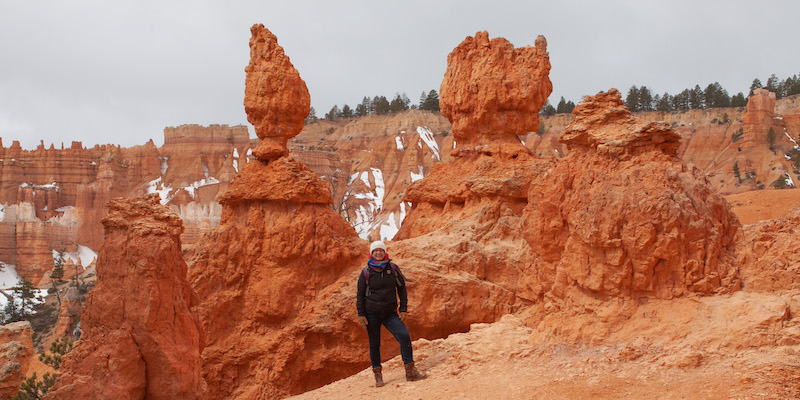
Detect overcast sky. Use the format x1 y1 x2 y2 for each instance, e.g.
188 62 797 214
1 0 798 150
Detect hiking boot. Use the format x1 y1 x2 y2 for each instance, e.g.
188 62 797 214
373 367 385 387
404 362 427 381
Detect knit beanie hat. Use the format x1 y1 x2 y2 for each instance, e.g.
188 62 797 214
370 241 387 254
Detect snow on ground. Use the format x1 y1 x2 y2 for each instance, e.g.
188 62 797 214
410 166 424 182
784 129 799 150
395 136 404 151
352 168 386 240
378 212 399 241
55 206 75 213
0 204 4 220
247 148 253 156
453 139 457 149
417 126 441 161
59 245 97 269
147 177 174 205
233 148 240 172
0 263 19 290
183 177 221 199
0 262 48 310
160 156 169 175
785 173 795 187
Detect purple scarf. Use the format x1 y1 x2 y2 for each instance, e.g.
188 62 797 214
368 256 390 271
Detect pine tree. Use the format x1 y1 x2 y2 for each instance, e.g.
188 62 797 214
639 86 654 111
749 78 763 97
564 100 576 114
556 96 567 113
733 160 741 183
13 372 57 400
325 105 341 120
39 337 74 370
373 96 390 114
50 254 64 283
341 104 353 118
304 107 318 124
767 126 776 152
731 92 747 107
540 101 556 116
689 85 704 109
424 90 440 112
625 86 640 112
4 278 38 323
656 93 674 111
765 74 779 95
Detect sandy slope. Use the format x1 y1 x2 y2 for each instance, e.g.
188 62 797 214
726 188 800 225
290 302 800 400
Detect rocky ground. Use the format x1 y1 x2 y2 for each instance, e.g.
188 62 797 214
291 312 800 400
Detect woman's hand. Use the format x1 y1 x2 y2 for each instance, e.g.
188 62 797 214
358 316 368 326
399 312 408 322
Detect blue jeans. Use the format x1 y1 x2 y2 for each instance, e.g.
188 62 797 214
365 311 413 368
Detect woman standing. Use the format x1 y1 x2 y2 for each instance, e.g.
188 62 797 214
356 241 427 387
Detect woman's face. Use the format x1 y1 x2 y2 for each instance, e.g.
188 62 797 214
371 249 386 261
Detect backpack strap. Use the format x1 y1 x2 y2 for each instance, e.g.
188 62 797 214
362 263 404 298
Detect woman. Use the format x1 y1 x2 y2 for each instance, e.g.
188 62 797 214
356 241 427 387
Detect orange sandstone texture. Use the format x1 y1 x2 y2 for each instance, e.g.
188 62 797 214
439 31 552 146
45 194 204 400
523 89 741 300
737 207 800 292
244 24 310 161
0 321 34 399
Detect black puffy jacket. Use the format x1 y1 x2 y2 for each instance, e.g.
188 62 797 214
356 262 407 316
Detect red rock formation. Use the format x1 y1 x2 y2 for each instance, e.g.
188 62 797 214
742 88 777 149
523 89 741 300
189 24 366 399
245 24 310 161
46 194 204 400
440 31 551 146
0 321 33 399
737 207 800 291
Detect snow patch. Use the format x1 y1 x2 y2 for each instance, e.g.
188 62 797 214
786 173 796 187
183 177 220 199
60 245 97 269
784 130 799 150
395 136 404 151
0 262 47 311
247 148 253 156
0 204 4 220
410 166 424 182
378 212 399 241
352 168 386 240
417 126 441 161
147 177 174 205
233 149 240 172
55 206 75 213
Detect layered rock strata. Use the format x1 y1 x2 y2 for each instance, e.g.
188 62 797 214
45 194 204 400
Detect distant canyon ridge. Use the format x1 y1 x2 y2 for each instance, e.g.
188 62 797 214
1 89 799 285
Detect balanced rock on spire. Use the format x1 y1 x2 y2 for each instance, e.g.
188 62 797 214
244 23 311 161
